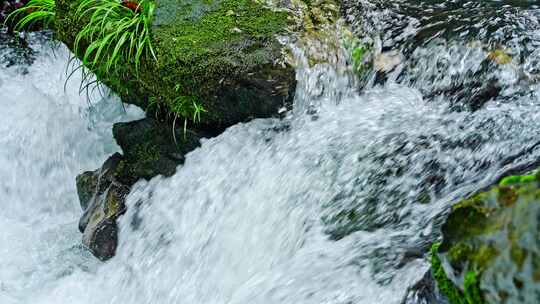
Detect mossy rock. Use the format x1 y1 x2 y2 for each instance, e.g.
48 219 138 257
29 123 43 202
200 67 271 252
76 118 207 260
75 170 98 211
432 171 540 303
112 117 208 185
54 0 296 127
431 243 486 304
77 153 128 260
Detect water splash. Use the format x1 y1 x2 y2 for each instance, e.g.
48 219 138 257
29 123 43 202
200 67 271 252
0 33 143 303
343 0 540 110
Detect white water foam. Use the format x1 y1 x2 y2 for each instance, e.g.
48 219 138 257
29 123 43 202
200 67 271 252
0 35 143 304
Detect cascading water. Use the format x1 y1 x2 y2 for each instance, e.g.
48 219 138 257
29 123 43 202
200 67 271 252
2 2 540 303
0 32 144 303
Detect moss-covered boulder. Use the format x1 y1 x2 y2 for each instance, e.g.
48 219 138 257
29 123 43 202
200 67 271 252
432 172 540 303
112 117 209 185
55 0 296 126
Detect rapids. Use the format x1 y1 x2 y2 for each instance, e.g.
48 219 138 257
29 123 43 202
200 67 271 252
2 2 540 303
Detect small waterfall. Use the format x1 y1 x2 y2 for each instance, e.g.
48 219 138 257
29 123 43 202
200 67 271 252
0 33 143 304
2 2 540 303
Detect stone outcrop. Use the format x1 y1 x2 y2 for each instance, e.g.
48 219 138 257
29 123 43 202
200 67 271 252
55 0 296 127
431 172 540 303
76 118 206 260
76 153 127 260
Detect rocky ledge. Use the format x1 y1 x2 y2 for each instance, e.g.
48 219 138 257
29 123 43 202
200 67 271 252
55 0 296 127
432 172 540 304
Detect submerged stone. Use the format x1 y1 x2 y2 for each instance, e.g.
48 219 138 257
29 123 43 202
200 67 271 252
432 171 540 303
0 29 39 70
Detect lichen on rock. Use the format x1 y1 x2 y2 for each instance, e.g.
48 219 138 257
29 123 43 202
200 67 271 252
432 171 540 303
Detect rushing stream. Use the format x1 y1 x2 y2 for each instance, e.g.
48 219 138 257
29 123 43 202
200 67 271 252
2 1 540 303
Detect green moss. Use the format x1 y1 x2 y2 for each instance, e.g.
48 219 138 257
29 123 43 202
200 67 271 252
499 173 537 186
55 0 292 125
341 30 371 75
533 253 540 282
496 186 518 207
509 245 527 270
445 242 498 274
431 243 465 304
447 243 473 265
134 141 159 161
443 193 500 242
150 0 289 117
463 271 485 304
471 245 498 273
113 127 164 184
433 169 540 303
351 45 368 72
75 171 98 210
104 187 122 218
431 243 487 304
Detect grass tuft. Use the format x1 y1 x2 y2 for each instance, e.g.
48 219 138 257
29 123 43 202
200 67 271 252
74 0 156 75
4 0 55 31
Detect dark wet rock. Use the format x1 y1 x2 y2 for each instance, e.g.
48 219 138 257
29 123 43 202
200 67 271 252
401 270 448 304
431 172 540 303
77 153 127 260
77 153 125 231
55 0 296 127
112 117 209 185
76 171 98 212
83 217 119 261
76 118 208 260
81 180 129 261
0 0 28 28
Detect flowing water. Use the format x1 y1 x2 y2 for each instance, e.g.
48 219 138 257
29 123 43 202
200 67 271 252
2 2 540 303
0 32 144 303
